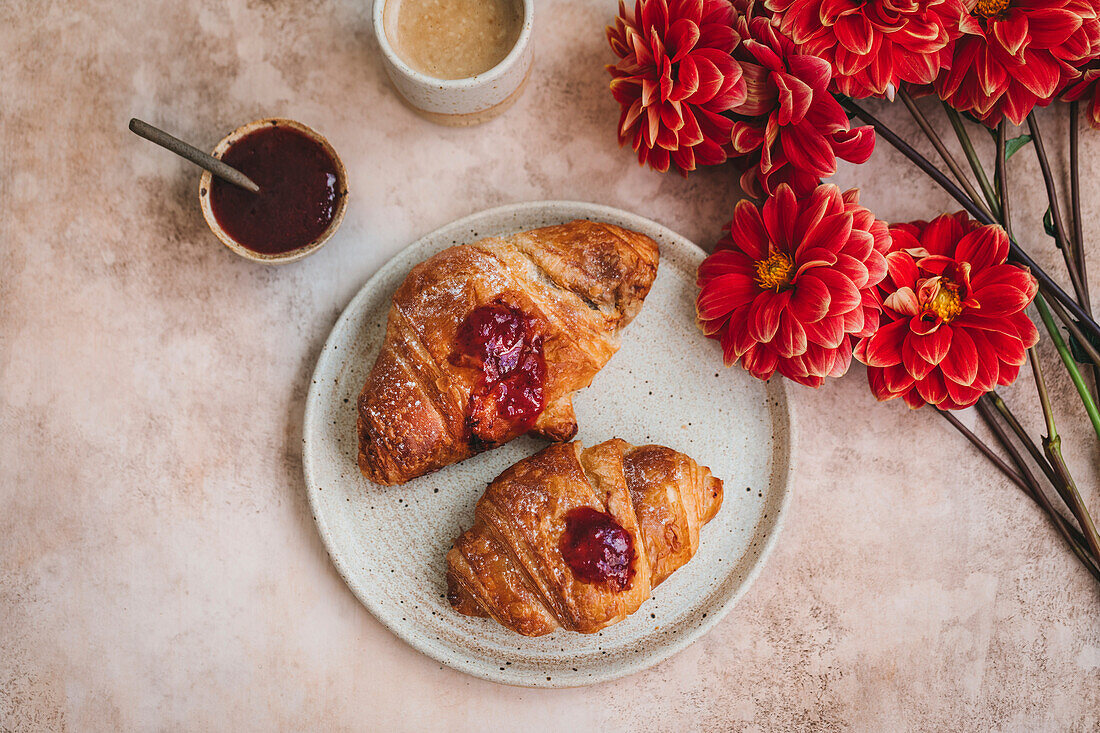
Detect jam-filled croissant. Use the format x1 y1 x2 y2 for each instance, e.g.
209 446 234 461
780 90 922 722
357 221 659 485
446 439 723 636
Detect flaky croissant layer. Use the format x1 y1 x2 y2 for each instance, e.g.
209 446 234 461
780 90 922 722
446 439 724 636
357 221 659 485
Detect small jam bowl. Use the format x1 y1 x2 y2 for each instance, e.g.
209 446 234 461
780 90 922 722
373 0 534 126
198 118 348 265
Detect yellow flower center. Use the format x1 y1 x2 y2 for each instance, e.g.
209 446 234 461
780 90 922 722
755 251 794 291
973 0 1010 18
927 279 964 322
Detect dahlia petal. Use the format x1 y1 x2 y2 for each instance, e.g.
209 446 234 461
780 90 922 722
911 323 952 366
834 12 874 55
773 71 814 127
970 264 1037 305
803 211 854 259
782 122 837 179
954 225 1009 273
1027 9 1083 48
675 55 701 100
830 126 875 164
731 120 765 153
902 387 928 409
748 291 790 343
882 363 916 394
971 283 1034 317
666 18 702 63
858 317 909 367
802 315 845 349
774 310 809 358
902 336 937 380
1011 51 1062 98
841 301 866 334
883 286 920 316
833 252 870 288
697 274 759 319
827 337 853 378
786 53 833 97
866 366 892 401
763 184 799 251
992 14 1029 58
885 251 919 290
915 370 949 407
996 361 1025 388
730 199 770 260
943 378 984 409
790 275 832 322
980 327 1027 367
967 331 1000 392
812 267 862 314
693 137 727 166
940 327 980 386
1013 311 1040 348
741 343 779 379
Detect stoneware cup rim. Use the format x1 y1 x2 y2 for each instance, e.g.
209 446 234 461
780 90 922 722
372 0 535 89
198 117 348 265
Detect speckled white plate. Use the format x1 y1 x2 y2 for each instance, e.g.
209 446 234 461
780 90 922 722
303 201 792 687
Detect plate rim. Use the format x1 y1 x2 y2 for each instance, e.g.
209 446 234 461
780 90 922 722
302 200 794 687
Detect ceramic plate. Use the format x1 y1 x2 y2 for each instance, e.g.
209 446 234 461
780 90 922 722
303 201 792 687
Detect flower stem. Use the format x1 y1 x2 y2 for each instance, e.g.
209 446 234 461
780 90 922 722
986 391 1100 567
943 103 1001 219
899 89 991 221
1066 102 1100 406
975 398 1100 581
1069 102 1088 309
1024 340 1100 564
1035 294 1100 441
995 121 1012 240
936 408 1026 489
1027 112 1088 307
837 97 1100 345
986 392 1062 488
1046 294 1100 367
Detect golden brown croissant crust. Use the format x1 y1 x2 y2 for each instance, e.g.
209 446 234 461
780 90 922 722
357 221 659 485
446 439 723 636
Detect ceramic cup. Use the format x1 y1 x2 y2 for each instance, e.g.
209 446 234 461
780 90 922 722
198 118 349 265
373 0 534 126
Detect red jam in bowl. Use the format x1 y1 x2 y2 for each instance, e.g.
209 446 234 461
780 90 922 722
559 507 636 591
450 301 546 444
209 125 340 255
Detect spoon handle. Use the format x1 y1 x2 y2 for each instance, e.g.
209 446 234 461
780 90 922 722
129 118 260 194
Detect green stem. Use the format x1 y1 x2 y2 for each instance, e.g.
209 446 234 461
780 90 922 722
1022 341 1100 565
1046 294 1100 368
899 89 991 221
1035 294 1100 441
943 103 1001 219
975 398 1100 581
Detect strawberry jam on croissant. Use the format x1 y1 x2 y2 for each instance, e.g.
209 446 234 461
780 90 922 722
560 507 636 591
450 301 546 445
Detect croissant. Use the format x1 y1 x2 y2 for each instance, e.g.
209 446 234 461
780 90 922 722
446 439 723 636
357 221 659 485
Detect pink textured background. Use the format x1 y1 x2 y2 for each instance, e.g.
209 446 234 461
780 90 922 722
2 1 1098 729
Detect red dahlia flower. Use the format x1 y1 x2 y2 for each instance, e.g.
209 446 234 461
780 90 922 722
764 0 969 99
697 183 890 387
1062 61 1100 129
607 0 747 174
935 0 1100 126
729 16 875 197
854 212 1039 409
